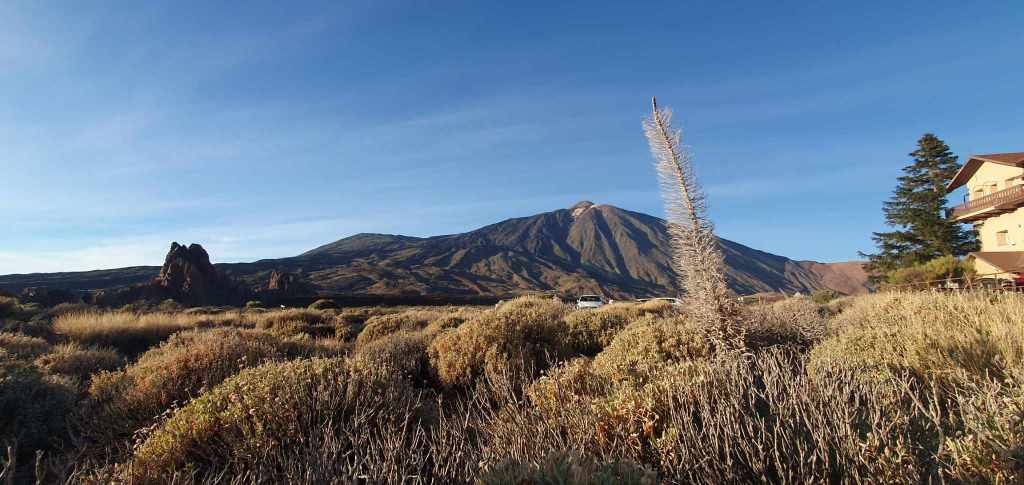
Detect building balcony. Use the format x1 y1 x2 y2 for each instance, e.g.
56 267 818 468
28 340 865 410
951 184 1024 222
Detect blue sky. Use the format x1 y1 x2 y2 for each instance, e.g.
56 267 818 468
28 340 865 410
2 1 1022 274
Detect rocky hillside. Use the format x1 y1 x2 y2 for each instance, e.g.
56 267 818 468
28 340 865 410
0 202 868 300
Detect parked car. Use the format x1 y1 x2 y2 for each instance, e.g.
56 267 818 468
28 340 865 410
576 295 604 309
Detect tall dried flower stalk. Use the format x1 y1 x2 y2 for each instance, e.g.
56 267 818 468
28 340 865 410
642 97 743 347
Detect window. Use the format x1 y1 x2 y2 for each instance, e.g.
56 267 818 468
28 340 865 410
997 230 1010 247
989 182 1000 194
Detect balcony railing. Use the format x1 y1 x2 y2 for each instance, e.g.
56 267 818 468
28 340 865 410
951 184 1024 221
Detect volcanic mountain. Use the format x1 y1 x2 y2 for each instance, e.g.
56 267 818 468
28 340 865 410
0 202 868 300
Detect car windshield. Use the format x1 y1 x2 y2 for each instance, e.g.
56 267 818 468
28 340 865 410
579 296 601 302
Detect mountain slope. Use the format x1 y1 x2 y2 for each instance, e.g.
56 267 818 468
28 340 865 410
0 202 869 299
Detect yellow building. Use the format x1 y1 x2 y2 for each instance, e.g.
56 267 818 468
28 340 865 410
947 152 1024 278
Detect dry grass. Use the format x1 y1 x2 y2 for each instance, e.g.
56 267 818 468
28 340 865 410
34 342 123 382
54 311 215 355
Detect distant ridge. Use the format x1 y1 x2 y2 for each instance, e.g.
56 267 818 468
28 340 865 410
0 202 869 299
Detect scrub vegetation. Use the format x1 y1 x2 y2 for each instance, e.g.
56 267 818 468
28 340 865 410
0 292 1020 483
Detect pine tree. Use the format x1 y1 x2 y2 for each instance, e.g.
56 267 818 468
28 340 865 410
862 133 978 277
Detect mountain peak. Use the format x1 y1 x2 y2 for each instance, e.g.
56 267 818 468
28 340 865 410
570 200 596 218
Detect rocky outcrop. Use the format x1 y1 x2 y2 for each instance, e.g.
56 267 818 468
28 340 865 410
266 270 315 296
154 242 242 306
92 242 246 307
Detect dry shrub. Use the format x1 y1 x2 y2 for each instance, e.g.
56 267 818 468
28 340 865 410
480 451 657 485
251 308 333 336
352 331 435 386
53 311 202 355
308 298 337 310
0 331 51 359
744 297 828 350
564 302 675 356
808 292 1024 380
526 357 609 425
484 351 943 483
0 296 18 317
355 309 447 348
34 343 123 382
943 367 1024 483
0 359 76 457
84 328 324 446
591 315 715 383
428 296 570 388
123 357 430 483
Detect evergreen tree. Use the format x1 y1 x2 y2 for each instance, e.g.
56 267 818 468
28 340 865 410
862 133 978 277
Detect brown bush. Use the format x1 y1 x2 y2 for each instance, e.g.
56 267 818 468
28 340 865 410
35 343 123 382
0 331 51 359
0 295 18 317
352 331 435 386
0 359 76 457
308 298 338 310
428 296 570 388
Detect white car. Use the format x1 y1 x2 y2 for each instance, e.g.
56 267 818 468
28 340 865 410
576 295 605 309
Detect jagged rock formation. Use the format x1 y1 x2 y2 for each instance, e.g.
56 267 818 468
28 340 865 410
88 243 245 307
257 270 316 304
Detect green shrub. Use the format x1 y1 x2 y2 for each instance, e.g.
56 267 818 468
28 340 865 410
428 296 570 388
0 331 51 359
885 255 974 287
810 289 843 305
245 300 264 309
124 357 427 482
0 359 76 456
34 343 123 382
